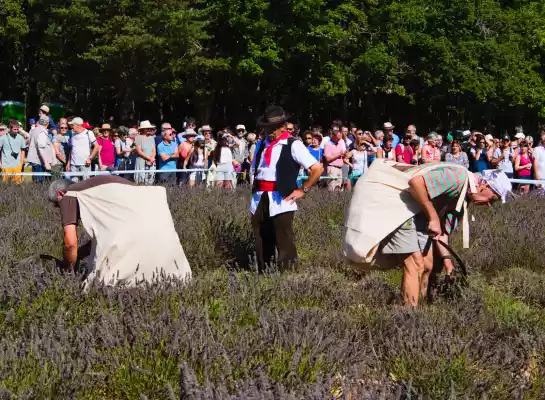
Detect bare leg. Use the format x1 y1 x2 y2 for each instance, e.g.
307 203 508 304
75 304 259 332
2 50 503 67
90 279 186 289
401 251 425 307
419 247 434 300
224 180 232 190
188 180 196 187
215 181 223 188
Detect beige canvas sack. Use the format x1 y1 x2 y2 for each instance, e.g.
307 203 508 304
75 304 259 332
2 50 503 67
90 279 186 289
66 183 192 289
342 160 473 266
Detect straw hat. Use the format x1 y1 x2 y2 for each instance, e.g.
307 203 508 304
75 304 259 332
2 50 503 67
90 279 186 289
138 120 156 130
99 123 112 132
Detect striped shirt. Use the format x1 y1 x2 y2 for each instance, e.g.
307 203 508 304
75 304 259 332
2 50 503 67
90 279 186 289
405 163 468 234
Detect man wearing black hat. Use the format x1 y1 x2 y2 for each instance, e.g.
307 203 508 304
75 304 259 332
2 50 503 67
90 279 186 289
251 105 324 271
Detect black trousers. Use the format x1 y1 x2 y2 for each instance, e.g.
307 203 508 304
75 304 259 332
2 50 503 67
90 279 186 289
251 193 297 271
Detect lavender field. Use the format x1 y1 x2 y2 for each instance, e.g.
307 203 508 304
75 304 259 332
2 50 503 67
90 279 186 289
0 185 544 399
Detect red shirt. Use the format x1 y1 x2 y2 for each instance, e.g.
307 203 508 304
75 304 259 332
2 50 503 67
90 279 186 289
395 143 414 164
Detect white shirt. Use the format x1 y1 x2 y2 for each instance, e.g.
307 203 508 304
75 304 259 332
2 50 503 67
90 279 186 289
492 147 514 174
250 139 318 217
70 129 97 166
533 145 545 179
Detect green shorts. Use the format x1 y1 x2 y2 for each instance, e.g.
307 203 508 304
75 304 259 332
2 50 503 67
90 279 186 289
381 213 432 255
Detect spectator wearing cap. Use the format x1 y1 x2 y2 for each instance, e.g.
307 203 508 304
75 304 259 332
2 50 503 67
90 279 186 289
421 133 441 164
66 117 100 182
156 125 179 184
97 124 116 170
0 124 6 137
461 130 473 153
512 127 525 155
134 120 157 185
28 119 36 131
26 115 58 183
514 140 533 193
38 105 57 133
184 135 207 186
491 134 514 178
0 120 26 184
323 126 346 191
533 129 545 192
383 122 400 148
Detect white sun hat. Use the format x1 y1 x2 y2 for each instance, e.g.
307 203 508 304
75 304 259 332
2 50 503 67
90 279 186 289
138 120 156 130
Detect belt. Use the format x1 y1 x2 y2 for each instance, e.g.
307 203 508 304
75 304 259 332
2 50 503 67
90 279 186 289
328 164 342 168
255 180 277 192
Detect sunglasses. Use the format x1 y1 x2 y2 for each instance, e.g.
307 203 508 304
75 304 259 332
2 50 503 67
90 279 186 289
60 126 68 130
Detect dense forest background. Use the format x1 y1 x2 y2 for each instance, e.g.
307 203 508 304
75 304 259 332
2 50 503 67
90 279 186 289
2 0 545 133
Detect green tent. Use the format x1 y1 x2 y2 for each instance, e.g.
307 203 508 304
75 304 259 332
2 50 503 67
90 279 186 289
0 101 25 126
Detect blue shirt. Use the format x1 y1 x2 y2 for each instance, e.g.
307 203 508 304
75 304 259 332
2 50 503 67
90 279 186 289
392 133 400 148
157 141 178 170
307 146 323 162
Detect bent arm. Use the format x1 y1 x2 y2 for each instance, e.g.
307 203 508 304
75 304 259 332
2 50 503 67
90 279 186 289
408 176 439 223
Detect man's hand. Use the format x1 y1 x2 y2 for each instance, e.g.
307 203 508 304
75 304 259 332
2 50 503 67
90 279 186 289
85 158 91 166
285 188 305 204
428 218 442 237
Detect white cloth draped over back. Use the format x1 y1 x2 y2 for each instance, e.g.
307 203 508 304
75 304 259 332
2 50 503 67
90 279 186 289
65 183 192 289
342 160 473 265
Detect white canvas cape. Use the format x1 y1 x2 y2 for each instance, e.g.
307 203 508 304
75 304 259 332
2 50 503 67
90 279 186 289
342 160 473 265
66 183 192 288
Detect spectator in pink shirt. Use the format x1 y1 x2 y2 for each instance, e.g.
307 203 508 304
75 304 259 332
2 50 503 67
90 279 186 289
324 128 346 191
97 124 116 169
395 133 414 164
421 132 441 164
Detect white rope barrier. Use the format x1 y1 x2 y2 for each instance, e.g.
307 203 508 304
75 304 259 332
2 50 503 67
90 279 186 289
0 168 544 185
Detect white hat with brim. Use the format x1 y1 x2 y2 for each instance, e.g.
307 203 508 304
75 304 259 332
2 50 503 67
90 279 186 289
138 120 156 130
40 105 50 114
383 122 395 130
485 134 494 141
514 132 525 139
182 128 197 137
236 124 246 131
482 169 512 204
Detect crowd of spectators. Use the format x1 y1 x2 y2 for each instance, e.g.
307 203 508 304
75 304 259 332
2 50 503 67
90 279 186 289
1 105 544 193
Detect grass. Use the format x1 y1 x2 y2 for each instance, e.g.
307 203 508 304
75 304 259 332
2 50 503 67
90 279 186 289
0 183 544 398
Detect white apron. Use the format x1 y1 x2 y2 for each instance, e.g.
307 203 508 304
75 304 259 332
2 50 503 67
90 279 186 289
66 183 192 289
342 160 474 265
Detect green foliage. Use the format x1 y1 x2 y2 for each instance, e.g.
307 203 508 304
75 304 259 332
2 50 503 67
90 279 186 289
2 0 545 129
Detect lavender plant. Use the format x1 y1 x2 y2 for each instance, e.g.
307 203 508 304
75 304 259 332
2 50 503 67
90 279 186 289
0 184 543 399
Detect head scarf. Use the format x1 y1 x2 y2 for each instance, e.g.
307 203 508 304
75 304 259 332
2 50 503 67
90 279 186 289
481 169 512 203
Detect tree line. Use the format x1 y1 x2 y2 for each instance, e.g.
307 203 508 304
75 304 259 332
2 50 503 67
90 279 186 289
1 0 545 134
